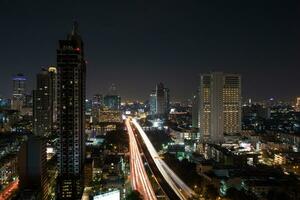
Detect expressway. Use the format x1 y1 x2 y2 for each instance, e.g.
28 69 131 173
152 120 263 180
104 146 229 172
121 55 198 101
125 119 157 200
131 118 195 200
0 179 19 200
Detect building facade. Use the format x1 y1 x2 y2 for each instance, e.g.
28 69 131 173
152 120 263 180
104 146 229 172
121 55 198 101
149 91 157 115
18 136 48 199
11 73 26 112
155 83 170 116
103 95 121 110
199 72 241 143
33 67 57 137
56 22 86 199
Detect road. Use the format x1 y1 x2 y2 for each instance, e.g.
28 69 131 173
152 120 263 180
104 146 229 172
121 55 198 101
0 179 19 200
125 119 157 200
131 118 195 200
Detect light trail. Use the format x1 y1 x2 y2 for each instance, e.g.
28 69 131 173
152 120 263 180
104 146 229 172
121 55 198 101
131 118 195 200
0 179 19 200
126 119 157 200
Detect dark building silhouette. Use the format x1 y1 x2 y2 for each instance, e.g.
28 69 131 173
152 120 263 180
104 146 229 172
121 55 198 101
33 67 57 137
18 136 48 199
56 22 86 199
104 95 121 110
155 83 170 115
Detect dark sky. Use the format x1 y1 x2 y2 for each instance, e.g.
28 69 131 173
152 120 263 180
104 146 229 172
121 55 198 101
0 0 300 101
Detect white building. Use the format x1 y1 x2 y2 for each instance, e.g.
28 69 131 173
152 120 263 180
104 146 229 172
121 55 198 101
199 72 241 143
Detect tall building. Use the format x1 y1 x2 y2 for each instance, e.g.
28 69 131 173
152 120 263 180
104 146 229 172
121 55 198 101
149 91 157 115
11 73 26 111
192 92 199 129
33 67 57 136
104 95 121 110
56 22 86 199
91 94 103 124
199 72 241 143
155 83 170 115
49 66 58 123
18 136 48 199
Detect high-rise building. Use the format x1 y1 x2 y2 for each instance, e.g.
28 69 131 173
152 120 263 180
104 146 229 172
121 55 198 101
18 136 48 199
164 87 170 114
33 67 57 136
104 95 121 110
199 72 241 143
49 66 58 124
91 94 103 124
192 92 199 129
155 83 170 115
56 22 86 199
149 91 157 115
11 73 26 111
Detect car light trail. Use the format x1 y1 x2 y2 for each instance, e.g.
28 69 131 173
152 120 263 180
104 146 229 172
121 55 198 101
132 118 195 200
126 119 157 200
0 179 19 200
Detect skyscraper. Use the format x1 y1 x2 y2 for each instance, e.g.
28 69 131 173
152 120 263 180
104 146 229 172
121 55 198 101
103 95 121 110
192 92 199 129
11 73 26 111
155 83 170 115
199 72 241 143
33 67 57 137
56 22 86 199
91 94 103 124
149 91 157 115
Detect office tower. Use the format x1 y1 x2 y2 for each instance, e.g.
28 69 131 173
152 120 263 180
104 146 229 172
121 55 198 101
33 67 57 137
164 87 170 114
48 66 58 124
149 91 157 115
18 136 48 199
155 83 170 115
91 94 103 123
56 22 86 199
192 92 199 129
11 73 26 111
104 95 121 110
199 72 241 143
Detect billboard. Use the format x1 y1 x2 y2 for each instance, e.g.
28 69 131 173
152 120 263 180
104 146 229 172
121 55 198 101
93 190 120 200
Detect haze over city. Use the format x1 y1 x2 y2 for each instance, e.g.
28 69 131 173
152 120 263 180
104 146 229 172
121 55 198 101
0 1 300 200
1 0 300 101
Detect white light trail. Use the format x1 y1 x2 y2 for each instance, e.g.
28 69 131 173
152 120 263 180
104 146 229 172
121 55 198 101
132 118 195 200
126 119 157 200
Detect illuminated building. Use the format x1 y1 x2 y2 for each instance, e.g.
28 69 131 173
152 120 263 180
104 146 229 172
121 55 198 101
56 22 86 199
11 73 26 112
33 66 57 137
155 83 170 115
192 92 199 128
18 136 48 199
295 97 300 112
274 153 286 165
149 91 156 115
91 94 103 123
104 95 121 110
199 72 241 143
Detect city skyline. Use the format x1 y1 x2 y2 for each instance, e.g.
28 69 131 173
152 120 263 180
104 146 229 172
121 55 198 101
0 1 300 101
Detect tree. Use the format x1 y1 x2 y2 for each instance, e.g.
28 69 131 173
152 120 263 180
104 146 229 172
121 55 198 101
126 190 143 200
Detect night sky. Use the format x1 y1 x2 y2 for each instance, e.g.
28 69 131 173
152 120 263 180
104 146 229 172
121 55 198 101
0 0 300 101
